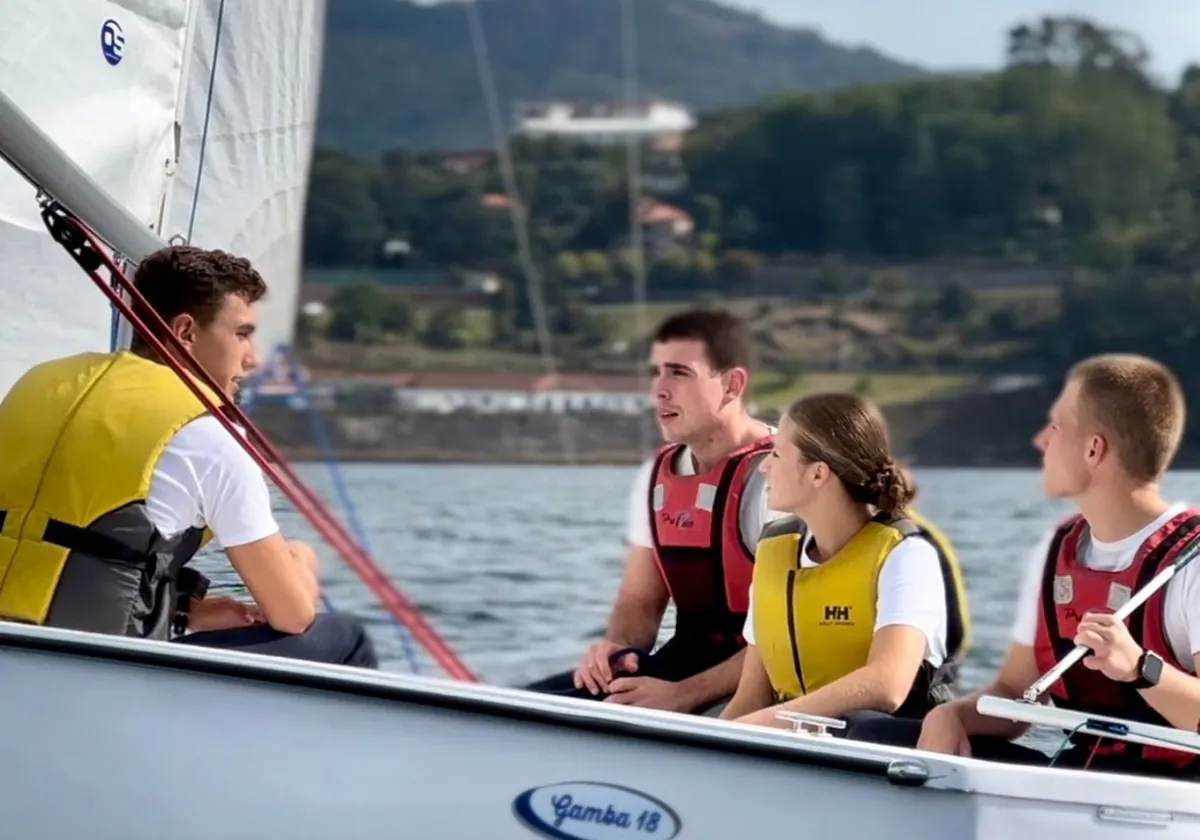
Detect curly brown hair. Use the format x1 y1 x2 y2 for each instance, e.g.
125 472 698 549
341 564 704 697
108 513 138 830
129 245 267 348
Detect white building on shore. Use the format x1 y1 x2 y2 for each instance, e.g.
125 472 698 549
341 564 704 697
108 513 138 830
305 371 653 416
514 99 695 146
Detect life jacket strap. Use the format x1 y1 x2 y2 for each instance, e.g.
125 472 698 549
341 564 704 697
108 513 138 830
21 513 157 569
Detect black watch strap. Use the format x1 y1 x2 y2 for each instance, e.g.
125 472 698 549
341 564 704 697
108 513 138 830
1132 650 1164 689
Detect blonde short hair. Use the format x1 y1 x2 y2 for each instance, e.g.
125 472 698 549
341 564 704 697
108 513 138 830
1068 353 1186 482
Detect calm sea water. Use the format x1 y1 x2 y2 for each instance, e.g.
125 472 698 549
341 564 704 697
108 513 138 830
197 465 1200 693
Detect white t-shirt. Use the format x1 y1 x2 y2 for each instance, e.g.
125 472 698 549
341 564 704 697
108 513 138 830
742 532 950 668
625 443 788 550
143 415 281 548
1011 502 1200 671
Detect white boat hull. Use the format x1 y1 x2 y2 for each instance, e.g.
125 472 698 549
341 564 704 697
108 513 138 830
2 622 1198 839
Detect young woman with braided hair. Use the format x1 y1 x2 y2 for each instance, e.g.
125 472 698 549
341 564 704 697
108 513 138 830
721 393 972 734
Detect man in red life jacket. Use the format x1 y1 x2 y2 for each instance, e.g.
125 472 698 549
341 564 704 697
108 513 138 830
524 309 782 714
914 353 1200 778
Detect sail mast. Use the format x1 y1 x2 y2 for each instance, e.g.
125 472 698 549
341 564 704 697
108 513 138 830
0 88 166 261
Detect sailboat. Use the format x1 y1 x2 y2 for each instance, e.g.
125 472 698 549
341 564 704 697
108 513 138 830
3 5 1200 840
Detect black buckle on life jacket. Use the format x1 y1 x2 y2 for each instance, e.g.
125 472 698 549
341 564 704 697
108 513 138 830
170 570 210 638
176 567 210 600
172 591 194 637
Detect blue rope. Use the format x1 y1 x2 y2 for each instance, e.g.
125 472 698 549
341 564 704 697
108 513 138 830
108 274 121 350
1047 722 1087 767
263 344 423 674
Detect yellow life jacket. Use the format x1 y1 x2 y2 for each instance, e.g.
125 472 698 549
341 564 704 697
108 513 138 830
0 350 220 638
751 509 971 718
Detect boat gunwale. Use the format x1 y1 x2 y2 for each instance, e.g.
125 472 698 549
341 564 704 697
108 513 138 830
0 620 928 783
7 620 1200 815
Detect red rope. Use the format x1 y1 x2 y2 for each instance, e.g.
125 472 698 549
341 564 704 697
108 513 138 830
45 205 477 682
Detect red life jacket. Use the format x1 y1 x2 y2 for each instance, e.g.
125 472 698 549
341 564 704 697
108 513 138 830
647 436 772 646
1033 508 1200 769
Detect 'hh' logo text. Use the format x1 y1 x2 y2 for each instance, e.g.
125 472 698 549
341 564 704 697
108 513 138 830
823 605 851 623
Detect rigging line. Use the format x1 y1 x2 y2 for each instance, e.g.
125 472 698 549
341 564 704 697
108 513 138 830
277 344 424 674
240 348 423 672
464 0 577 465
236 354 335 617
42 205 476 681
176 4 414 663
620 0 651 460
108 268 123 351
185 0 227 242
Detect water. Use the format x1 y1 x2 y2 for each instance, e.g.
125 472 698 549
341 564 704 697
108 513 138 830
197 465 1200 693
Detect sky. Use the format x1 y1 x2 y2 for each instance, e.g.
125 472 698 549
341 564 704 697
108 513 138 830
735 0 1199 84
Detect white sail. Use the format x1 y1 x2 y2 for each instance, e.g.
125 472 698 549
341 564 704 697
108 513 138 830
0 0 191 395
163 0 327 360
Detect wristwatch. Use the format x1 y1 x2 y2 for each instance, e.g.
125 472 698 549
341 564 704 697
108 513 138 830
1132 650 1164 689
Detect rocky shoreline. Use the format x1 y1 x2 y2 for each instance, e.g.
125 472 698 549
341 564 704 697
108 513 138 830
251 384 1070 469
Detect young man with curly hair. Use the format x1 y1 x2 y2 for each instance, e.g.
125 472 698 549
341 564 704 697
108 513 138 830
0 245 376 668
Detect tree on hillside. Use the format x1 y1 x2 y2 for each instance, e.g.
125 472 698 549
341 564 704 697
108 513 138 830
304 150 385 266
715 249 761 295
375 150 445 239
296 13 1200 390
327 283 384 342
489 277 521 348
1034 271 1200 397
1006 16 1150 83
683 16 1177 262
326 283 413 343
935 280 973 324
422 305 468 349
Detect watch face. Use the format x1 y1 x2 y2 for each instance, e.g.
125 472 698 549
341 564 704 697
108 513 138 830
1143 652 1165 685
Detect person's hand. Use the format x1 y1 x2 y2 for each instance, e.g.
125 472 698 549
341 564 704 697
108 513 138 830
573 640 640 695
604 676 693 712
1075 611 1143 683
187 596 263 633
916 705 972 756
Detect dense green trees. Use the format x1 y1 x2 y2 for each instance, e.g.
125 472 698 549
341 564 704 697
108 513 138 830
684 16 1185 264
304 16 1200 395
